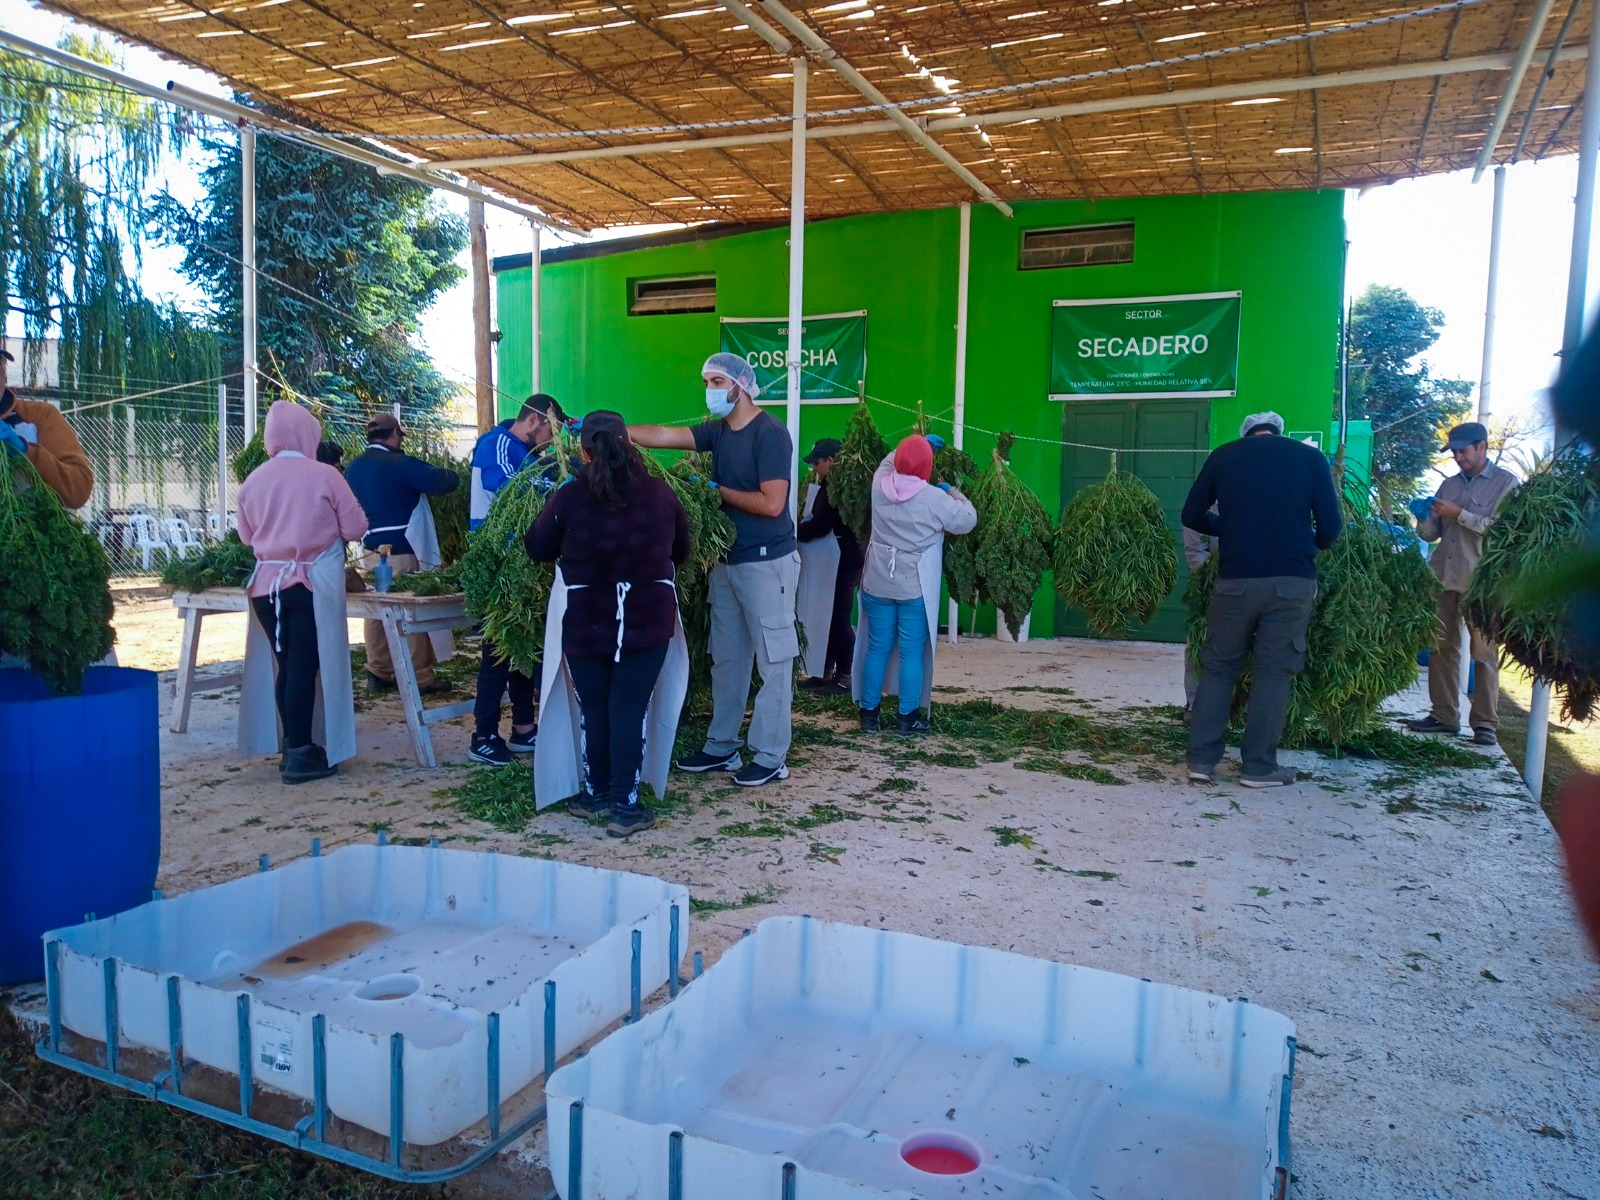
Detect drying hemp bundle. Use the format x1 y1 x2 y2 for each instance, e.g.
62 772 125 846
830 400 889 541
1054 461 1177 639
933 441 982 607
459 466 557 677
159 532 257 592
1466 451 1599 722
1186 510 1438 746
0 452 115 694
970 433 1053 639
646 452 735 701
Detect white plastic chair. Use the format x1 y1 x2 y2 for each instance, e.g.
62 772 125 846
163 517 204 560
129 514 172 570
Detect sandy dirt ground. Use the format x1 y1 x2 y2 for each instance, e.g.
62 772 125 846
27 598 1600 1197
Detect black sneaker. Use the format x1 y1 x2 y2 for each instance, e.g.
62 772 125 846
859 705 881 732
282 744 337 785
607 803 658 838
799 676 830 691
416 678 452 696
365 671 396 693
1472 727 1498 747
676 749 742 773
568 791 611 820
507 725 538 754
1405 715 1460 735
733 761 789 787
895 710 932 737
469 733 512 766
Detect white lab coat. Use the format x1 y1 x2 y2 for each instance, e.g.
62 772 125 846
533 568 690 810
795 482 841 679
239 539 357 765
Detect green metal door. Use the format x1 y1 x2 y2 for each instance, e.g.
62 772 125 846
1057 400 1210 643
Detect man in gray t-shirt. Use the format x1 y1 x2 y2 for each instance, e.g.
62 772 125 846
628 353 798 787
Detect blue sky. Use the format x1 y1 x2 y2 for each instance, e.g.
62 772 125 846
5 0 1597 444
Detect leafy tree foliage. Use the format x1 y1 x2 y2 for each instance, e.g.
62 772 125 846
0 38 217 402
156 133 467 431
1347 284 1473 506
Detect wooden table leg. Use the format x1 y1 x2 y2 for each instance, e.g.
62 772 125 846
383 608 435 768
170 608 205 733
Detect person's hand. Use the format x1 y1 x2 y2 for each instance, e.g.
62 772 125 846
0 423 26 455
11 421 37 446
935 481 951 493
925 433 945 452
1432 497 1463 520
1407 497 1433 521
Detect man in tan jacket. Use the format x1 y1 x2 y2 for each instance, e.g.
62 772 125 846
0 348 94 508
1407 421 1519 746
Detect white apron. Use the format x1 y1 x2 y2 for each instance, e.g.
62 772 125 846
368 497 454 661
239 539 358 765
795 482 841 679
851 539 942 712
533 567 690 810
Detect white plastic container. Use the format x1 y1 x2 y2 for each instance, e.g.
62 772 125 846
46 844 688 1145
548 916 1294 1200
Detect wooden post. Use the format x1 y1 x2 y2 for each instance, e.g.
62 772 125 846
469 195 494 433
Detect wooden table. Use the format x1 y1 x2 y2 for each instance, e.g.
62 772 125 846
170 588 477 768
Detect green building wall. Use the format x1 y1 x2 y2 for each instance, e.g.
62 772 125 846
493 191 1345 639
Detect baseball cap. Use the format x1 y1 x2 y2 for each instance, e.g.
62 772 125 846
1442 421 1488 451
365 412 403 439
804 437 843 464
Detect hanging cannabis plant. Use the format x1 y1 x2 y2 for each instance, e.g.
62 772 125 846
830 400 889 541
0 452 115 694
1054 461 1177 639
970 432 1053 638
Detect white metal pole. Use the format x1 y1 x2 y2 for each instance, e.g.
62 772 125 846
241 126 258 442
530 221 543 394
785 58 807 520
217 382 228 525
1527 0 1600 797
949 202 972 647
1479 165 1506 421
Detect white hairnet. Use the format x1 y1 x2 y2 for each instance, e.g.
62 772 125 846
1240 411 1285 437
702 352 760 399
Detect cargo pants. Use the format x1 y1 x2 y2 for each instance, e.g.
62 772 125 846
1187 575 1318 777
703 553 801 770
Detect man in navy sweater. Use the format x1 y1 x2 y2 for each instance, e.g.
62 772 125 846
345 412 460 693
1181 412 1342 788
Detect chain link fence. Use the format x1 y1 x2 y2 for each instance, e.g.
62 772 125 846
62 384 475 577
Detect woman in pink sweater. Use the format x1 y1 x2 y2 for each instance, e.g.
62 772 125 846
237 401 367 782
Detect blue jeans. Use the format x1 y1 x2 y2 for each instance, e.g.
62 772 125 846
859 592 928 715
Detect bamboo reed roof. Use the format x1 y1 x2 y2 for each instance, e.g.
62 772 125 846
38 0 1594 229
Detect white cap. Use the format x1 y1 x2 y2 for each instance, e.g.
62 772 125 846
1240 411 1284 437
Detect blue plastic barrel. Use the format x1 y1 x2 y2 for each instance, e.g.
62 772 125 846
0 667 161 984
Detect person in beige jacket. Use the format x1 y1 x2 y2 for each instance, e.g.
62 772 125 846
1407 421 1519 746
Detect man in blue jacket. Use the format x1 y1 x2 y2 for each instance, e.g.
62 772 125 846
346 412 459 693
467 393 568 765
1181 411 1342 789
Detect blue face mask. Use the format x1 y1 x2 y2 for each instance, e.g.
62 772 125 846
706 387 735 417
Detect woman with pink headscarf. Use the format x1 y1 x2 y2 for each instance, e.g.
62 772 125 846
236 401 368 783
852 434 976 735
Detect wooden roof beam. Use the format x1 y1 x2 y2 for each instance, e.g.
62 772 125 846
750 0 1014 217
430 45 1591 172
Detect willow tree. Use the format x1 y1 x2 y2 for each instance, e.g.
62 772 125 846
0 36 218 402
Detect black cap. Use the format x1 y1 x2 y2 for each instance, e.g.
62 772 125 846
804 437 843 464
1442 421 1489 451
366 412 403 438
521 393 566 422
579 409 627 450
